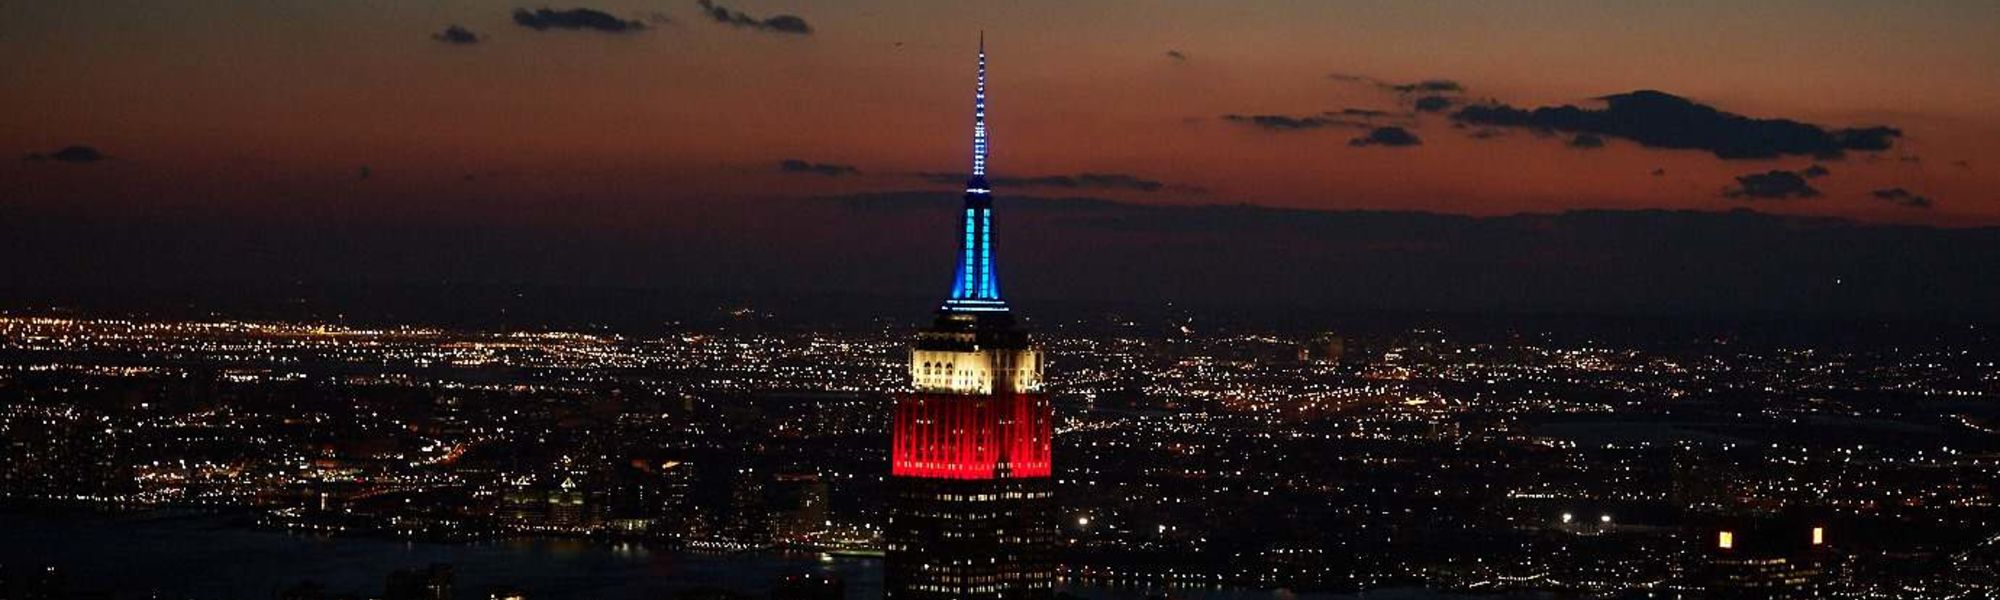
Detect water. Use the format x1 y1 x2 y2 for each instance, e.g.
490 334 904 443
0 510 1482 600
1 510 874 599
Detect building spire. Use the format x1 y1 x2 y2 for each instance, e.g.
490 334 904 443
944 34 1006 313
971 31 988 178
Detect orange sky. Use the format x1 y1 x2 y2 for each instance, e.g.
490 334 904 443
5 1 1998 226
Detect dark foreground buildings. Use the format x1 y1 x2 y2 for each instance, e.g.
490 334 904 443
883 35 1057 600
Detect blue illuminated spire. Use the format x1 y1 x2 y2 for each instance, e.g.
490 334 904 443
944 33 1007 313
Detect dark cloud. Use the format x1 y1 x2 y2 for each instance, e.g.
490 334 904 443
1337 108 1393 118
1329 74 1467 95
1871 187 1933 209
357 166 372 180
1570 134 1605 149
1801 164 1830 178
915 171 1193 194
778 159 858 177
1726 170 1819 200
1165 49 1188 64
1651 168 1667 176
696 0 811 34
1469 128 1505 140
432 25 482 44
1412 95 1453 113
1349 127 1422 148
512 7 645 33
1222 114 1362 131
23 145 106 163
1452 90 1900 160
1391 79 1463 94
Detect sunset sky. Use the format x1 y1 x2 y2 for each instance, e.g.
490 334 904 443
5 2 2000 317
8 1 1997 224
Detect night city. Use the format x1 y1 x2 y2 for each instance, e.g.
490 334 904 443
5 2 2000 599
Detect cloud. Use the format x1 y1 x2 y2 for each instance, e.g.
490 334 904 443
1801 164 1830 178
1391 79 1463 94
1570 134 1605 149
1452 90 1900 159
1651 168 1666 176
23 145 106 163
1330 74 1467 95
1413 95 1453 113
1726 170 1819 200
778 159 858 177
1871 187 1933 209
512 7 646 33
1349 127 1422 147
914 171 1196 194
1165 49 1188 64
1337 108 1393 118
696 0 812 34
432 25 482 44
1222 114 1370 131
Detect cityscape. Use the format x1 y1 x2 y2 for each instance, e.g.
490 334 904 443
7 2 2000 599
4 309 1997 598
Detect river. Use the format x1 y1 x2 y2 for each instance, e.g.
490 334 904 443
0 510 1487 600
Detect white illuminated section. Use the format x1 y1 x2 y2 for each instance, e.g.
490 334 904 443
943 298 1008 312
910 347 1042 394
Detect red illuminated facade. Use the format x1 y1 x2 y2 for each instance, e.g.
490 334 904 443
891 392 1053 480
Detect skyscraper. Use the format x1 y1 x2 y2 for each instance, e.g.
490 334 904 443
884 35 1056 600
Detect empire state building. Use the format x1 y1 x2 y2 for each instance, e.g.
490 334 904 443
884 35 1056 600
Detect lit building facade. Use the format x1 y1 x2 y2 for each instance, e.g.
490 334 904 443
884 35 1056 600
1698 516 1836 599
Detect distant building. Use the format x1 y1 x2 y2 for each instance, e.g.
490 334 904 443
501 483 545 526
653 459 704 537
770 470 828 542
1697 517 1835 598
724 467 771 545
546 477 587 528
